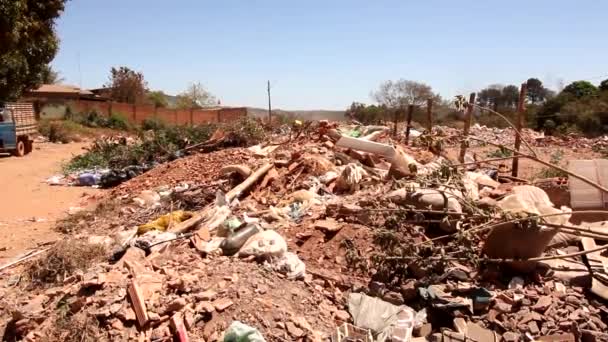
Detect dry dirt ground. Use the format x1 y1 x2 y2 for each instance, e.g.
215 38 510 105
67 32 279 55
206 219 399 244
0 142 100 263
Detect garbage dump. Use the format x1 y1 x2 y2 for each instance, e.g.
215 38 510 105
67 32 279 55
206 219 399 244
3 119 608 342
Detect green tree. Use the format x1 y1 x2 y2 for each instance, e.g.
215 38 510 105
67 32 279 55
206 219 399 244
372 79 440 108
147 90 168 108
0 0 68 100
105 67 148 104
477 85 504 111
600 79 608 92
562 81 598 98
175 82 217 109
345 102 388 124
501 85 520 108
40 65 64 84
525 78 553 103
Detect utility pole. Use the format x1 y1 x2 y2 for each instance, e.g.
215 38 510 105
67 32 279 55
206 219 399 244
267 80 272 124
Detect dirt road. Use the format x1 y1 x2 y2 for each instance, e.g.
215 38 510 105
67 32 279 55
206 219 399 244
0 142 101 263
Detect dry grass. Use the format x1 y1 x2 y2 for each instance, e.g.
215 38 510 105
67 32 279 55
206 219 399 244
46 311 102 342
26 240 108 287
54 200 121 234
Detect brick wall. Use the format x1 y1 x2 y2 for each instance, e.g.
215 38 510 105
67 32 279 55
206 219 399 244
66 100 246 125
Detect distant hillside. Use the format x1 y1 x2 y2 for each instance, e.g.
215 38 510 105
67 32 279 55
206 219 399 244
247 107 345 122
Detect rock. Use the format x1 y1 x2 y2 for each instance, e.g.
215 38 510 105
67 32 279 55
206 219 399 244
528 321 540 335
212 297 233 312
519 311 543 325
148 312 161 321
453 318 467 334
368 281 386 296
334 309 350 322
165 297 187 313
285 321 304 338
19 295 48 317
429 333 444 342
400 280 417 302
538 333 576 341
532 295 553 311
184 311 195 330
503 331 520 342
67 297 86 313
495 301 512 313
413 323 432 337
565 295 580 305
466 322 497 342
382 291 404 305
116 306 136 322
314 219 342 232
195 289 218 301
195 301 215 313
322 141 334 149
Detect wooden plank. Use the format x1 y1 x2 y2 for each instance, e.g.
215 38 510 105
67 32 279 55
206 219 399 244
581 237 608 300
128 280 149 327
170 313 190 342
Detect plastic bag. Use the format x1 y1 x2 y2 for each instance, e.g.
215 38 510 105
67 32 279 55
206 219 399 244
224 321 266 342
137 210 194 234
238 230 287 258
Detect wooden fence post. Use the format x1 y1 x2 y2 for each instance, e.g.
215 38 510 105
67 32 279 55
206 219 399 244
405 105 414 145
427 99 433 133
459 93 476 163
392 108 399 137
512 83 528 177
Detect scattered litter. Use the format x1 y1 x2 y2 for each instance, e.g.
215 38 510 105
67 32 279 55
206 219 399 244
224 321 266 342
138 210 194 234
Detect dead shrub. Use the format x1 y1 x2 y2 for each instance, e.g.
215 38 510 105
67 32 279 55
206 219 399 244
26 240 108 287
47 311 101 342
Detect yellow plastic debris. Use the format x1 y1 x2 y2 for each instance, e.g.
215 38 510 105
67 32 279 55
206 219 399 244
137 210 194 235
294 120 303 126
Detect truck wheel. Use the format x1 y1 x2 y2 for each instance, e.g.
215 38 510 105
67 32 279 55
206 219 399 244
13 140 25 157
25 140 33 154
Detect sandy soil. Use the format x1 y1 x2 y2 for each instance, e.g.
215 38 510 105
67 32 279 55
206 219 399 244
0 142 101 263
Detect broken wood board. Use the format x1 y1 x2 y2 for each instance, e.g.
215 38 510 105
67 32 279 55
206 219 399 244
581 237 608 300
128 280 148 327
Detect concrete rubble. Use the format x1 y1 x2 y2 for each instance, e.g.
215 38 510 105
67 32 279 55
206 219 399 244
1 120 608 342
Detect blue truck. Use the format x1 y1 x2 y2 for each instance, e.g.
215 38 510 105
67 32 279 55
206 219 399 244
0 102 37 157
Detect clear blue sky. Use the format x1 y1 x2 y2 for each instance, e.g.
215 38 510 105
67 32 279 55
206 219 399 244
52 1 607 110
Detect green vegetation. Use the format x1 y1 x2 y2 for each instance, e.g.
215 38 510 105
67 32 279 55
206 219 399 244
532 83 608 136
39 119 93 143
486 147 513 158
76 111 132 130
62 116 265 174
0 0 68 100
536 150 567 179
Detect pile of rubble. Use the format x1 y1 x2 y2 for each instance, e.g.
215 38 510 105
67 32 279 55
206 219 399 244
435 123 608 150
2 121 608 342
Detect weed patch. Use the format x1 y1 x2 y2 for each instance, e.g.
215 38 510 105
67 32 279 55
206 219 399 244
26 240 108 287
39 119 92 143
